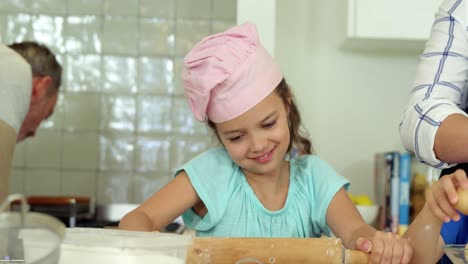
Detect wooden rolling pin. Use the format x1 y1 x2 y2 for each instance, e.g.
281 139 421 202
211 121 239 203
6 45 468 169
186 237 369 264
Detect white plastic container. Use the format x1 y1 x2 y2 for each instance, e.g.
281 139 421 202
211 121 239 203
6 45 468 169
59 228 193 264
0 194 66 264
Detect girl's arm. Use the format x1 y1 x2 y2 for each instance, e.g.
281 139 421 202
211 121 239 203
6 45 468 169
403 204 445 263
326 188 376 249
327 188 412 263
119 171 200 231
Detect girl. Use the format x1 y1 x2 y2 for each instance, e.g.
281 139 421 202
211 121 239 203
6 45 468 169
119 22 412 263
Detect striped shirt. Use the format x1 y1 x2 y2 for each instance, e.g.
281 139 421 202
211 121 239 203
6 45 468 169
399 0 468 168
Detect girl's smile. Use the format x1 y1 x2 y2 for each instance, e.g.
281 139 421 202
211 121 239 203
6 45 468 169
250 146 275 164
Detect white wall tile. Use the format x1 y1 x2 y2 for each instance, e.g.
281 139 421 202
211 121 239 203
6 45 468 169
31 15 65 54
102 56 137 93
211 20 236 34
212 0 237 20
66 55 102 92
139 19 175 56
170 135 214 171
103 0 138 17
138 57 174 94
137 96 172 132
173 58 185 96
100 95 136 132
172 97 209 135
66 0 103 15
140 0 175 18
102 17 138 56
0 14 32 44
65 16 102 54
132 173 171 203
175 20 210 56
62 132 99 169
10 169 25 194
97 172 132 203
99 132 135 171
12 142 26 167
61 170 97 197
25 130 62 168
25 169 61 196
31 0 67 15
176 0 211 19
0 0 26 12
135 135 171 172
64 93 101 131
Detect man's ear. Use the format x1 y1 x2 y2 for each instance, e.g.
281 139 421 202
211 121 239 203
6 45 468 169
31 76 52 103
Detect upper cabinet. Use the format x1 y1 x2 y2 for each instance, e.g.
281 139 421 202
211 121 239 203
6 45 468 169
344 0 443 49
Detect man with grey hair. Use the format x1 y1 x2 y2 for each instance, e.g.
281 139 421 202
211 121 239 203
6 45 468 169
0 41 61 202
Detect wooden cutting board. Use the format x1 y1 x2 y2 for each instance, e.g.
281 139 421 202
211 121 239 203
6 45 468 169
186 237 369 264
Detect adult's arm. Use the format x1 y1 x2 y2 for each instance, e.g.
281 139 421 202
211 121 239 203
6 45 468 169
399 0 468 168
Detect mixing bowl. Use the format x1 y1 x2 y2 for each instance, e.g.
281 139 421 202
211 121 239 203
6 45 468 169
443 244 468 264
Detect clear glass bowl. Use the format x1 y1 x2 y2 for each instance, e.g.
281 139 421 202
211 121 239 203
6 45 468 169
444 244 468 264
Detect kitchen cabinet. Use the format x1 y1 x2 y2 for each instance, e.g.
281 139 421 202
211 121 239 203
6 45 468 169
344 0 443 49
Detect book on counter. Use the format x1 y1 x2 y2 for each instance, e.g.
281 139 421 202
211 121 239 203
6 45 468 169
374 151 416 234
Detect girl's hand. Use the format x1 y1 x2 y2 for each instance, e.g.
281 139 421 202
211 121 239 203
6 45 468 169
355 231 412 264
425 169 468 222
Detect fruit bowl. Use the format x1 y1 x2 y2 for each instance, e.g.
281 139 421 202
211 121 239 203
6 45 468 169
443 244 468 264
356 205 379 225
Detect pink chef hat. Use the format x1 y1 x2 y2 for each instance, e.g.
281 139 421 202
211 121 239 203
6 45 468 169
182 22 283 123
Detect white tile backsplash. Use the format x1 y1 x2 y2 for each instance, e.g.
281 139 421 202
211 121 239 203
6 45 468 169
0 0 26 12
132 173 171 203
62 132 99 169
170 135 215 171
102 55 137 93
100 95 136 132
65 16 102 54
7 0 236 202
172 97 209 135
176 0 211 19
12 141 26 167
99 132 135 171
103 0 139 17
139 0 175 18
212 0 236 20
138 57 174 94
137 96 172 132
139 18 175 56
135 135 171 172
102 17 138 55
25 169 61 196
61 170 97 197
0 14 32 44
31 0 67 15
25 130 62 168
31 15 65 54
66 55 102 92
66 0 103 16
10 169 25 194
97 172 132 203
64 93 101 131
175 20 210 56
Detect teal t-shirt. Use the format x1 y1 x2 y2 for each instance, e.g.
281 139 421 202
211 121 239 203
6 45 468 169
176 147 349 237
